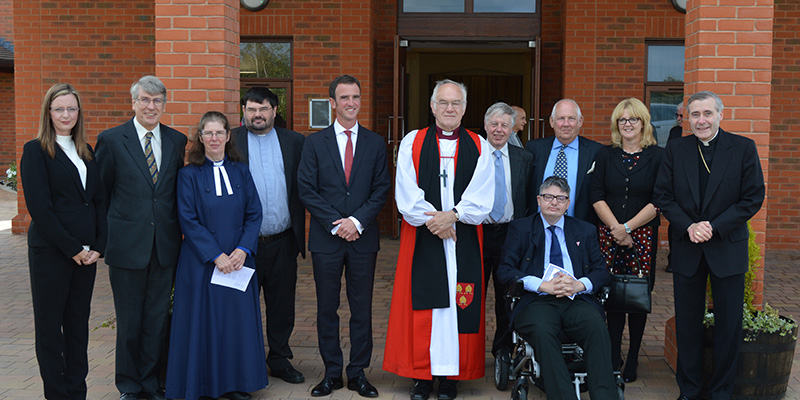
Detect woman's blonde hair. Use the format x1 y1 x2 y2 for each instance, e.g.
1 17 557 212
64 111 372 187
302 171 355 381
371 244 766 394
610 98 657 149
37 83 91 160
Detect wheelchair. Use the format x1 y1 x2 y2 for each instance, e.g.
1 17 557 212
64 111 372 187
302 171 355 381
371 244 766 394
493 281 625 400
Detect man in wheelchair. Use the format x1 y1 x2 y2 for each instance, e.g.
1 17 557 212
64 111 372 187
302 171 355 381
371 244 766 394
497 176 618 399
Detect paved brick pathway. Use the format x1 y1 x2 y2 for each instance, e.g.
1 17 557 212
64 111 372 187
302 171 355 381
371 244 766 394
1 186 798 399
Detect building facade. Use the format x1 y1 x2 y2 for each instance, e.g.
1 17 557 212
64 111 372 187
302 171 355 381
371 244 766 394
5 1 799 301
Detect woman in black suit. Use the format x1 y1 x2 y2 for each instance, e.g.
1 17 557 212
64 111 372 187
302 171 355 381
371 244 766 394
20 83 106 400
590 98 663 383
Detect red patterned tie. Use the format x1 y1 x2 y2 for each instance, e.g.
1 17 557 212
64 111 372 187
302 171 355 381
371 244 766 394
344 130 353 185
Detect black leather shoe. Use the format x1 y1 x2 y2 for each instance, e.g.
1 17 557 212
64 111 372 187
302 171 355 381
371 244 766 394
437 378 457 400
311 377 344 396
221 392 251 400
410 379 433 400
120 394 138 400
270 365 305 383
348 375 379 398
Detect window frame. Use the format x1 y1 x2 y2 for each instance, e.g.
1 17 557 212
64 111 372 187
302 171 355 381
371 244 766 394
240 37 294 130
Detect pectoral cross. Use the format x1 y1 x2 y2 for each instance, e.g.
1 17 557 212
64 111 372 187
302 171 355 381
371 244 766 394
439 169 448 187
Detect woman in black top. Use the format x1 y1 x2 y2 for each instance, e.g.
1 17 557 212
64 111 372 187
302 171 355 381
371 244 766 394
590 97 663 383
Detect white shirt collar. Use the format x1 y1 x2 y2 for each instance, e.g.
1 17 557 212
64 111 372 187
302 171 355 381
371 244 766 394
133 117 161 142
334 119 359 135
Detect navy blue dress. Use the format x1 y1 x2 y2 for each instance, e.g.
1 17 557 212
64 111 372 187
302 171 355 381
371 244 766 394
166 158 267 399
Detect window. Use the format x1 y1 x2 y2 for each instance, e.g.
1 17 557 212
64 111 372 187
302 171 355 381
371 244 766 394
240 39 292 129
645 41 684 147
402 0 535 13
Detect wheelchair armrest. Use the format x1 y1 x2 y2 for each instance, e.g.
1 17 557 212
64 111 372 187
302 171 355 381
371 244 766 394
507 280 526 299
597 286 610 305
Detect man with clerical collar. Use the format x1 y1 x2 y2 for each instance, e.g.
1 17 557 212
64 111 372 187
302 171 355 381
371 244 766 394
384 79 495 400
526 99 603 224
479 102 534 366
508 105 527 147
231 87 307 387
654 90 765 400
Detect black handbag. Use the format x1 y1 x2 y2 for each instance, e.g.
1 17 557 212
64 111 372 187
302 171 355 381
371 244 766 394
605 246 652 314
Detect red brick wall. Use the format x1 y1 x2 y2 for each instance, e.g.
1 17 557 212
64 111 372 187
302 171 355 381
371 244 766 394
12 0 156 233
768 0 800 250
560 0 685 142
0 72 14 167
240 0 376 135
0 0 12 42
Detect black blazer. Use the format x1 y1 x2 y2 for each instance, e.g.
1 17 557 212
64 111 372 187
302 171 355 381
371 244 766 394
590 145 664 228
21 139 107 258
96 119 187 269
526 135 603 223
653 129 765 278
497 214 611 323
508 144 536 219
232 125 306 258
297 124 391 254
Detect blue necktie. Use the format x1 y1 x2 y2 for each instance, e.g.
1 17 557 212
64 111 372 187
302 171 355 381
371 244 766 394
553 144 568 179
490 149 507 222
548 225 563 267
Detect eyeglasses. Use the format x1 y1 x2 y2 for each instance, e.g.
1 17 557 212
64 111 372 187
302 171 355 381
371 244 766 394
436 100 464 109
201 131 228 138
539 193 569 203
617 117 640 126
50 107 80 114
244 106 273 114
136 97 164 107
676 113 683 118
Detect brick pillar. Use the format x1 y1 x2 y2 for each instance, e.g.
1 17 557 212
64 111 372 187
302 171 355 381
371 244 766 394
665 0 773 370
154 0 241 134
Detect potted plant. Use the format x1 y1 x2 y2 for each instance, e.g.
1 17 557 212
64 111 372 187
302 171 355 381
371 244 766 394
700 221 798 399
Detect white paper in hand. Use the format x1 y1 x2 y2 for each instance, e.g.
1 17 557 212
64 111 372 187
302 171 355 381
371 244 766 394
543 263 576 300
210 266 255 292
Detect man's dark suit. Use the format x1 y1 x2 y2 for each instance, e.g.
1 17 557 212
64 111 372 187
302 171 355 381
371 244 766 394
21 140 107 399
654 129 764 399
526 136 603 223
482 144 534 354
497 213 616 398
669 124 683 142
232 125 306 373
96 119 187 395
297 124 390 380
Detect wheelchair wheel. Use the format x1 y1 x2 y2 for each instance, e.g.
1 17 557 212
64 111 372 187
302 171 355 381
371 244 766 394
511 383 527 400
615 374 625 400
494 352 510 391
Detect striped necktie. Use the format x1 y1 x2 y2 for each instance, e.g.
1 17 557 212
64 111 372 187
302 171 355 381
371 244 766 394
144 132 158 183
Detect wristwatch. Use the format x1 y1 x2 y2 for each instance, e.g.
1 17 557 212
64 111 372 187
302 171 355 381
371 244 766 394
624 223 632 234
452 208 460 221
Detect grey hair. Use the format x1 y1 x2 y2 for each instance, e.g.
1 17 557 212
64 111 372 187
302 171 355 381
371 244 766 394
687 90 724 113
539 175 571 196
484 102 515 123
131 75 167 101
430 79 468 106
550 98 582 120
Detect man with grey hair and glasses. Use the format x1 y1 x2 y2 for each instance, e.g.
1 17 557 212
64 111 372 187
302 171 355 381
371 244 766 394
385 79 494 400
96 75 187 400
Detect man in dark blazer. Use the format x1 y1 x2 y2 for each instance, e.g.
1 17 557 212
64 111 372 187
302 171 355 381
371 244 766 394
497 176 616 399
664 102 684 273
297 75 390 398
526 99 603 224
232 87 307 385
95 76 187 400
654 91 764 400
479 102 534 361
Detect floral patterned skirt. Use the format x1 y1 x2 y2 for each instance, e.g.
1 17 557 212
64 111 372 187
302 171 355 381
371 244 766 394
598 225 658 280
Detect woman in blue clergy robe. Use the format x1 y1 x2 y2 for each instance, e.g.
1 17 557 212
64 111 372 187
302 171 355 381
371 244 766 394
165 111 266 400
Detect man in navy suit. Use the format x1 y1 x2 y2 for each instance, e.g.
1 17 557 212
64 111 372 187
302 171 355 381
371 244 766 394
297 75 390 398
232 87 306 385
654 91 764 400
526 99 602 224
96 76 187 400
497 176 616 399
479 102 534 362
